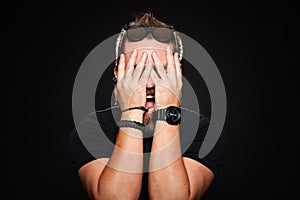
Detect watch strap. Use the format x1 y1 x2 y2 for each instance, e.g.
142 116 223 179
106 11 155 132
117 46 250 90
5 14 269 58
156 108 167 121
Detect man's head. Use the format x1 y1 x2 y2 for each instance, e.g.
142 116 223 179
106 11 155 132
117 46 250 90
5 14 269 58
114 12 183 82
113 12 183 107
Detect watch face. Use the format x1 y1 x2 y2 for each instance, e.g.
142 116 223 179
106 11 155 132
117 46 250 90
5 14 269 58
166 106 181 125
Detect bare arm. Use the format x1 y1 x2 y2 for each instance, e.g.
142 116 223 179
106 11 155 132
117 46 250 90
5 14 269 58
77 50 152 199
148 122 190 199
148 121 214 200
148 49 214 199
78 112 144 200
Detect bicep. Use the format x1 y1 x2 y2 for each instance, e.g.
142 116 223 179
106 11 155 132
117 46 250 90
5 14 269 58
78 158 109 198
183 157 214 200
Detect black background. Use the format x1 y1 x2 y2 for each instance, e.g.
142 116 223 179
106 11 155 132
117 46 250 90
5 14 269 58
5 1 291 199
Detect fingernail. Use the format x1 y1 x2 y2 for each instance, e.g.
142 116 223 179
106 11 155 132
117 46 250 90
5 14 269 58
120 54 124 60
174 52 179 58
133 49 137 54
152 51 157 57
166 46 171 52
143 52 147 58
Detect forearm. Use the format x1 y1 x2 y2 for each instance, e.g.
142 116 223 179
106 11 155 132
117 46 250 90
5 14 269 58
148 121 190 199
96 111 144 200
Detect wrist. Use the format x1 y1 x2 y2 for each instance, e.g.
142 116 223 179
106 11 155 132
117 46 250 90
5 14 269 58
153 120 180 138
152 105 181 127
155 99 180 108
155 103 180 109
120 109 144 123
117 120 145 135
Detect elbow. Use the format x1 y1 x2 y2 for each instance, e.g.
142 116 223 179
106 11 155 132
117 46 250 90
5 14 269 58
90 183 141 200
86 182 118 200
149 183 191 200
88 188 118 200
182 187 192 200
176 185 191 200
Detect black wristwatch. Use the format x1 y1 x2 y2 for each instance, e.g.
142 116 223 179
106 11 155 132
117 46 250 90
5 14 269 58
154 106 181 125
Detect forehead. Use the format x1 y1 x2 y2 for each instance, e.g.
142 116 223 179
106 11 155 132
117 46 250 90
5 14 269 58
123 38 174 54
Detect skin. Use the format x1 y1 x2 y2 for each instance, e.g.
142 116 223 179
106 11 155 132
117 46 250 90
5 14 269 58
78 37 214 200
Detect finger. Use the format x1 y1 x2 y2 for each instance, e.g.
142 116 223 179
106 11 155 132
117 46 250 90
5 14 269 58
150 65 160 83
125 49 137 76
133 52 147 81
140 60 153 84
174 52 182 78
117 54 125 80
166 46 176 78
152 51 166 79
166 46 175 69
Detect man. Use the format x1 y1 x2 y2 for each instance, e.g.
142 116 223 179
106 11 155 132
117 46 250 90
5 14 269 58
69 12 226 199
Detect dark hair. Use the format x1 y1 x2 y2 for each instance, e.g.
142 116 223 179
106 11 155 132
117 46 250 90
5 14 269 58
128 12 173 28
115 12 183 66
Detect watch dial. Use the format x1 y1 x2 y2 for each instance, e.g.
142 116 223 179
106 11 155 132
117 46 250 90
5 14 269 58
166 106 181 125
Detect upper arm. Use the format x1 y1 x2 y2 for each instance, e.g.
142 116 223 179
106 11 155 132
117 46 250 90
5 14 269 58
183 157 214 200
78 158 109 199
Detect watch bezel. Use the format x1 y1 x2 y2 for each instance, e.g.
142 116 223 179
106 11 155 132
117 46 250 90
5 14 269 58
165 106 181 125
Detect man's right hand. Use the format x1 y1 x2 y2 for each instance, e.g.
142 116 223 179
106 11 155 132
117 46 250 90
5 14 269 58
116 49 153 112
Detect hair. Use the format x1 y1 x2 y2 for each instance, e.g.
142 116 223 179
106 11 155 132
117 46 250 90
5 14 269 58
128 12 173 28
115 12 183 67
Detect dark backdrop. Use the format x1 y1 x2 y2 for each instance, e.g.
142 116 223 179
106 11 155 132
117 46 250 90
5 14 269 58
5 1 291 199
